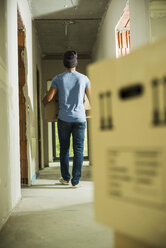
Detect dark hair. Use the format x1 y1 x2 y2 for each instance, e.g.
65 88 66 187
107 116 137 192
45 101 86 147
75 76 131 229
63 50 78 68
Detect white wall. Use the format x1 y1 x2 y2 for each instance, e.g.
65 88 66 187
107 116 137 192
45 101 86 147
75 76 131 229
42 59 91 85
149 0 166 42
0 0 42 230
0 0 12 230
92 0 150 61
130 0 150 50
92 0 127 61
7 0 21 213
150 16 166 42
42 59 91 165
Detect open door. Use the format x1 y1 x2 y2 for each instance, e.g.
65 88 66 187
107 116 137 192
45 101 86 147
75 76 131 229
36 67 42 169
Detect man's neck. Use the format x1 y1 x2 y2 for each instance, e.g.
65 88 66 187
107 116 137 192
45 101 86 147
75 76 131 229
67 67 76 71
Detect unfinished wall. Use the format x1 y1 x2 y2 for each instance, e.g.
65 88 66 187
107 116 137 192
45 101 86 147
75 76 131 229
42 59 91 166
29 23 43 175
17 0 43 182
0 0 42 230
0 0 12 230
92 0 150 61
32 24 45 171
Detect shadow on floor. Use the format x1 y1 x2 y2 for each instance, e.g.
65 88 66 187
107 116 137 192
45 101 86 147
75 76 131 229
0 202 113 248
34 165 92 182
0 166 114 248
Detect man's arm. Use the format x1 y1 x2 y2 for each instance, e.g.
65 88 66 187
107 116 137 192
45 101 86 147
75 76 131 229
85 88 91 104
42 87 57 106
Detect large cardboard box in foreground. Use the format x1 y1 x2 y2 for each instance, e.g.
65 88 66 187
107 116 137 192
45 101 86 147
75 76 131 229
88 38 166 247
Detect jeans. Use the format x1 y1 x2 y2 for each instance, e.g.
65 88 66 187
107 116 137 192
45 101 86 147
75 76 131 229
57 119 86 185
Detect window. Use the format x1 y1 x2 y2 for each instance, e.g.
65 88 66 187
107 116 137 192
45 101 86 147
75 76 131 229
115 1 131 58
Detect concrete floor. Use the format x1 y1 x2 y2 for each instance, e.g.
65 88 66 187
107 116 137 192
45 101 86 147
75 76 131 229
0 165 114 248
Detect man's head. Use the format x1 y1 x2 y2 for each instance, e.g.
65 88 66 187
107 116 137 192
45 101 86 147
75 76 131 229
63 50 78 69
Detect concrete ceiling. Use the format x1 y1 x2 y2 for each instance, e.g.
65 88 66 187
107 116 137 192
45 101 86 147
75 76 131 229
150 0 166 19
28 0 110 59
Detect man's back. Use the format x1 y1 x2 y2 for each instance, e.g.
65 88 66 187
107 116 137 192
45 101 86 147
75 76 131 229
51 70 90 122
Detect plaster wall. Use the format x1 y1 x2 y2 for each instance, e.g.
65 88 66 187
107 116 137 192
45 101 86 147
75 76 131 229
0 0 12 230
92 0 150 61
150 16 166 42
129 0 150 50
17 0 43 183
18 0 43 181
0 0 42 230
6 0 21 213
30 23 44 174
42 59 91 165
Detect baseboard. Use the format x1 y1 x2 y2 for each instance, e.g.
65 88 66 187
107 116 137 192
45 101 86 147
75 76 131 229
0 195 22 232
0 213 11 232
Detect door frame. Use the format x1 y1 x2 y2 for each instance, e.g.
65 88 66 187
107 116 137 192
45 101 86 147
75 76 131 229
36 67 42 170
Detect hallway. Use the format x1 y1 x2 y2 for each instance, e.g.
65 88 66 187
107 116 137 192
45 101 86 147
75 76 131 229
1 0 166 247
0 166 113 248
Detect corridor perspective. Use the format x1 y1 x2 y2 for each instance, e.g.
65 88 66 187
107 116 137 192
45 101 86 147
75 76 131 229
0 0 166 248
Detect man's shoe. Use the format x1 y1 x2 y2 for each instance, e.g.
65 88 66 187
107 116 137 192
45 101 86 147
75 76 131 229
59 177 70 185
72 182 80 188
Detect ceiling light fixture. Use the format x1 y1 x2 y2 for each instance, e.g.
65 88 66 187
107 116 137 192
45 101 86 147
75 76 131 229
71 0 78 10
64 0 77 10
65 20 75 37
71 0 77 10
64 0 68 8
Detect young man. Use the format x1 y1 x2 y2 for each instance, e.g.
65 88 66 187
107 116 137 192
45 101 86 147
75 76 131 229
43 51 91 187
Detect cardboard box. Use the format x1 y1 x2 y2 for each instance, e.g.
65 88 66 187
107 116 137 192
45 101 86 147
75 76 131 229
44 94 59 122
44 93 91 122
84 94 91 119
88 37 166 247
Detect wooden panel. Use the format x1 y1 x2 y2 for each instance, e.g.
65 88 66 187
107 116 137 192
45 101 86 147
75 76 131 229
127 31 130 46
20 141 27 160
19 105 26 120
18 31 25 48
117 32 120 49
19 68 25 84
18 27 28 184
117 30 131 57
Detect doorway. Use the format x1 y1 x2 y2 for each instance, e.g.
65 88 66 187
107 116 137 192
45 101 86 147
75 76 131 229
52 122 89 162
36 67 42 170
17 10 28 184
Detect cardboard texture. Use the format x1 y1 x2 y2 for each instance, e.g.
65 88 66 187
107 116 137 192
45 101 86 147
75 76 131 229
88 37 166 247
44 93 91 122
44 94 59 122
115 232 155 248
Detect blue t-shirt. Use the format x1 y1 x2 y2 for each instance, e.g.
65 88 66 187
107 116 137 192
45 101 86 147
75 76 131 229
51 70 91 122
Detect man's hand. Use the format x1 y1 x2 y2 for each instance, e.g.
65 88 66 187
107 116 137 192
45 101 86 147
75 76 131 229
42 87 57 106
85 88 91 104
42 91 48 106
